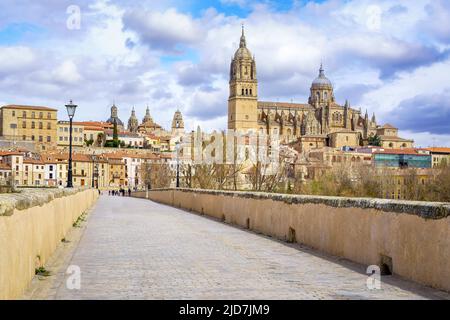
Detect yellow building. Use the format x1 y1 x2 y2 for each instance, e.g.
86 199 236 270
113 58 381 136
57 121 84 147
426 147 450 167
104 154 127 188
379 168 432 200
376 124 413 149
0 105 58 150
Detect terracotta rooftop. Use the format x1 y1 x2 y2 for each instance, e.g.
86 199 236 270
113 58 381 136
425 147 450 154
2 105 58 111
374 148 430 156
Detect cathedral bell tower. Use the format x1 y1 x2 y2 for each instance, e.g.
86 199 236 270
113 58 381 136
228 26 258 132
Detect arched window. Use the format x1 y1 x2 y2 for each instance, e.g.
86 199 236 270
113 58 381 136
316 92 320 101
249 89 252 95
242 89 244 95
324 92 328 100
245 89 248 95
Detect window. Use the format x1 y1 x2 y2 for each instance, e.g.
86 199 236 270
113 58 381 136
12 111 15 116
31 135 35 141
39 112 43 119
39 122 43 129
31 122 35 129
39 136 43 142
49 165 53 171
59 136 63 141
23 111 26 118
47 122 51 129
22 135 26 140
249 89 252 95
64 127 68 132
49 173 53 179
242 88 244 95
31 112 35 118
47 136 51 142
47 112 51 119
22 121 26 128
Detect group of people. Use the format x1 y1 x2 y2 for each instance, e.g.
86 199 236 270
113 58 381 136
108 188 132 197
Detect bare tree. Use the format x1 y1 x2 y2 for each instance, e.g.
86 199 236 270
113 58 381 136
140 162 172 189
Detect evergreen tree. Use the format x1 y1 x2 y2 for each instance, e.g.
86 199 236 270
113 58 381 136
113 119 119 147
368 134 381 146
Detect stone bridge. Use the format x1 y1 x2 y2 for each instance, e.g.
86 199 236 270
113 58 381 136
1 188 449 299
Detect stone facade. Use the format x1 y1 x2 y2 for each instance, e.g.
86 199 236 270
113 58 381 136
227 30 412 150
0 105 58 150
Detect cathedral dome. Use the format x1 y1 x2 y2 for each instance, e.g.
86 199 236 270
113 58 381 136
311 64 332 88
106 103 124 126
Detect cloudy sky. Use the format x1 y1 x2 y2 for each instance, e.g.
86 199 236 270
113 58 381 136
0 0 449 147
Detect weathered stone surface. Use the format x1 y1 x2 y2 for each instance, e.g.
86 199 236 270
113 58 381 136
0 188 85 216
148 188 450 220
40 196 449 300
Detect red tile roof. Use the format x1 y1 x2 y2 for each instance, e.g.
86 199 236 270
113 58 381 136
425 147 450 154
374 148 430 156
2 105 57 111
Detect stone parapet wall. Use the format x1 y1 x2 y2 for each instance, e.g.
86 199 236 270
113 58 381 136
0 188 99 299
135 188 450 292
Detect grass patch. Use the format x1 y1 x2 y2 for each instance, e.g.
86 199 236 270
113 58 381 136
35 266 51 277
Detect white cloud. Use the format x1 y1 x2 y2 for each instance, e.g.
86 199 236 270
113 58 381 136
52 60 82 84
0 0 449 140
0 46 36 76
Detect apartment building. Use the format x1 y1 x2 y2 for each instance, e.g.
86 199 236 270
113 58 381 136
0 105 58 150
57 121 84 147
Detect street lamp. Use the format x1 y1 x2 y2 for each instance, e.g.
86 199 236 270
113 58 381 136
175 141 180 188
65 100 77 188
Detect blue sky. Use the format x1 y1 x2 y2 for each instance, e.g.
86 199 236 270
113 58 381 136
0 0 449 147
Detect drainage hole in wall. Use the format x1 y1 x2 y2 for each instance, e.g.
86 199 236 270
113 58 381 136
288 227 296 243
380 254 393 275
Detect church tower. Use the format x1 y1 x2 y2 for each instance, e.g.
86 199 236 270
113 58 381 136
171 109 185 136
127 107 139 133
228 26 258 132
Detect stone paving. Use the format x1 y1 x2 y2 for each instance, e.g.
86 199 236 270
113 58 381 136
41 195 448 300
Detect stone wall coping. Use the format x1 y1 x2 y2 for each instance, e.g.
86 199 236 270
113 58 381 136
144 188 450 220
0 188 90 216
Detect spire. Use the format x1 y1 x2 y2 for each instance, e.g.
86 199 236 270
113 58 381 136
240 24 246 48
344 99 349 108
372 112 376 123
319 62 325 77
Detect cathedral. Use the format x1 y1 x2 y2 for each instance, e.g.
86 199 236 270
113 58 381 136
228 28 413 151
105 103 185 138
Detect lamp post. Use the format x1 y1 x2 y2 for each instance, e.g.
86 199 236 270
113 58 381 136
175 141 180 188
65 100 77 188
